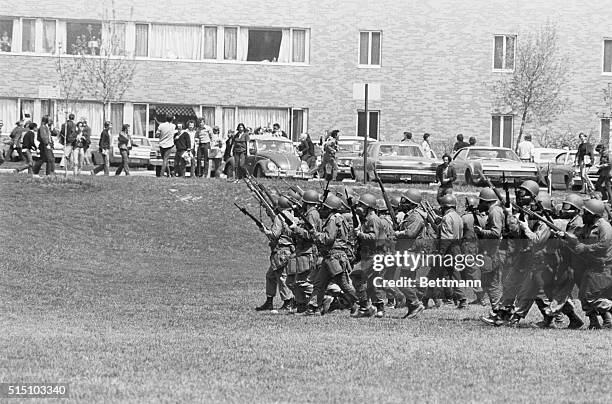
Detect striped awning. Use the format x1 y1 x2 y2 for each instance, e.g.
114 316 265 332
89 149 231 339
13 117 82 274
152 104 199 117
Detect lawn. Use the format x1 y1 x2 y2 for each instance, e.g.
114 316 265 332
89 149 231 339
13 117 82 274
0 174 610 403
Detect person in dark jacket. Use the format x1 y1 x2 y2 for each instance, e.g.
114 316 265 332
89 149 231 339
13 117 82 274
173 124 191 177
436 153 456 198
19 122 37 174
92 121 112 176
232 123 250 180
32 116 55 176
453 133 469 151
297 133 316 170
115 124 131 176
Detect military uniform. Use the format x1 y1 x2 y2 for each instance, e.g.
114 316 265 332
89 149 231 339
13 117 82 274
438 207 465 303
476 202 506 308
265 212 296 303
461 210 486 302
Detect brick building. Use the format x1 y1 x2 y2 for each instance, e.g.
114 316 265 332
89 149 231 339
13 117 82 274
1 0 612 151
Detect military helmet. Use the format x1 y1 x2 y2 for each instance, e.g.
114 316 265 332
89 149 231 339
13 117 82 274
277 196 292 210
439 194 457 208
334 191 350 209
302 189 320 204
563 194 584 210
376 199 387 211
390 195 401 209
537 193 553 211
478 188 498 202
322 194 343 211
583 199 605 216
358 193 378 209
401 189 422 205
465 196 479 208
519 180 540 198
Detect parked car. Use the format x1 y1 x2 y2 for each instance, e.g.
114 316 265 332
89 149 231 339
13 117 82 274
531 147 567 185
91 135 152 168
452 146 538 185
225 135 312 179
335 135 377 180
350 142 439 183
547 150 599 190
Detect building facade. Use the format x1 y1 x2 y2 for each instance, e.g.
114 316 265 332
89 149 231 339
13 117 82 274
1 0 612 151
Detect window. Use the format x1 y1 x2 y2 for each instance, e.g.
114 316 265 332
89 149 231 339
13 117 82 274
66 22 102 55
493 35 515 71
41 99 56 122
601 118 610 146
357 110 379 139
203 27 217 59
247 29 282 61
604 39 612 73
359 31 381 66
20 99 34 121
135 24 148 57
43 20 56 53
224 27 237 60
292 29 306 63
291 109 308 141
0 19 13 52
133 104 147 137
201 106 215 126
150 24 202 59
22 19 35 52
237 107 289 132
0 99 18 132
491 115 513 148
111 103 124 135
105 22 126 56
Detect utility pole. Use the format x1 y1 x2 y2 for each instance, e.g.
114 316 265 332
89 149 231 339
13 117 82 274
363 83 368 185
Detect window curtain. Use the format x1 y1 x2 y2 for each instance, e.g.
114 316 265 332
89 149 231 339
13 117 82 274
42 20 56 53
292 29 305 63
222 107 235 136
72 102 104 137
278 29 290 63
133 104 147 137
238 27 248 61
0 99 18 133
102 22 126 55
237 107 289 132
12 19 21 52
203 26 217 59
110 104 124 136
150 24 202 59
21 99 34 121
224 27 236 60
134 24 148 57
202 107 215 126
22 19 35 52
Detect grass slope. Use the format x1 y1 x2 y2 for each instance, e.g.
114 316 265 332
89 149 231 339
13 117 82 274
0 175 610 403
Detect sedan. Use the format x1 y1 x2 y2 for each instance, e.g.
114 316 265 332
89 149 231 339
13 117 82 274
548 150 599 190
453 146 538 185
351 142 439 183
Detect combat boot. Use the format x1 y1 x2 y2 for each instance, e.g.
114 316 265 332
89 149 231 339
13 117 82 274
352 305 376 318
469 292 487 306
403 303 425 319
566 309 585 330
375 303 385 318
601 310 612 328
588 314 602 330
279 298 294 312
386 298 396 309
504 313 522 327
303 304 321 316
456 299 468 310
255 297 274 311
480 312 500 326
530 315 557 329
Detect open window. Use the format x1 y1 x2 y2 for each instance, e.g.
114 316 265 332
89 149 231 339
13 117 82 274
0 19 13 52
66 22 102 55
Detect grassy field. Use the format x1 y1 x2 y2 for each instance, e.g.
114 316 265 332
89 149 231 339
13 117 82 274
0 174 610 403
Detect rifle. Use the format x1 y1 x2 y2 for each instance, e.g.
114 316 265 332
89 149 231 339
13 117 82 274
281 178 304 196
372 167 399 229
514 203 563 233
243 176 276 220
320 177 332 204
345 189 359 228
294 209 314 231
234 203 272 240
420 201 441 231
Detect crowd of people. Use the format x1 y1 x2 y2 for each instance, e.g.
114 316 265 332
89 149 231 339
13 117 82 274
247 178 612 330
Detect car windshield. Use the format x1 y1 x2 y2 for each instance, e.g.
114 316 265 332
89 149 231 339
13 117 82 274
257 140 294 154
538 153 560 162
338 140 365 153
468 149 520 161
377 145 423 157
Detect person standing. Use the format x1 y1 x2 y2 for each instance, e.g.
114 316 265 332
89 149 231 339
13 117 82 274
156 115 176 177
436 153 456 198
272 123 287 138
574 132 594 193
468 136 477 147
81 118 92 166
595 144 611 201
173 123 191 178
232 123 249 180
195 118 212 178
437 195 466 308
60 113 77 174
401 131 415 143
8 120 26 162
208 126 225 178
184 120 197 178
297 133 316 170
453 134 469 151
321 129 339 181
19 122 37 175
517 134 535 162
32 116 55 176
91 121 111 176
73 122 86 175
422 133 432 156
115 124 131 176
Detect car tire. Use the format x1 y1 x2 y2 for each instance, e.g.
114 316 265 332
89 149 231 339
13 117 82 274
465 170 474 186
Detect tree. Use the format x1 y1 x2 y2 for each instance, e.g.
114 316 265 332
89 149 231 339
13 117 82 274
492 24 569 152
78 7 136 124
56 45 87 128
